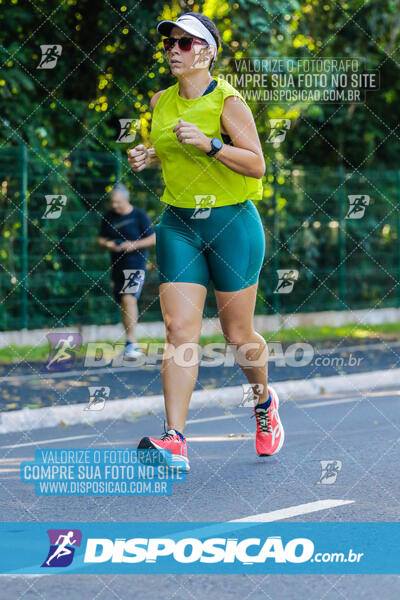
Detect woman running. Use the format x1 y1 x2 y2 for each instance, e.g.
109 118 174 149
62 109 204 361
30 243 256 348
128 12 284 471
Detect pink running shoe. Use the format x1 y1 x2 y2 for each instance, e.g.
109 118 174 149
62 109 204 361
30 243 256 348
138 427 190 472
254 385 285 456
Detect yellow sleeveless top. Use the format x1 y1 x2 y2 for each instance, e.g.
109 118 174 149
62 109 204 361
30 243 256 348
150 77 263 208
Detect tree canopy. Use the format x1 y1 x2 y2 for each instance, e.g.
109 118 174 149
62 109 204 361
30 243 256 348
1 0 399 167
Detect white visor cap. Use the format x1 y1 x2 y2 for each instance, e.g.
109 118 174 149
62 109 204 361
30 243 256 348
157 15 217 49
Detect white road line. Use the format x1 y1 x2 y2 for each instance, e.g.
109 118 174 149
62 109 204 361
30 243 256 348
230 499 355 522
299 397 361 408
297 389 400 408
0 434 98 449
187 434 253 442
186 413 245 425
161 499 357 543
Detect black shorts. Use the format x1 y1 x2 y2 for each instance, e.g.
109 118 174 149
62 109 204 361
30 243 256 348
111 266 146 303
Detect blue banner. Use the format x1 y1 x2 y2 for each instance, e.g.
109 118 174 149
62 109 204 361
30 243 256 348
0 522 398 574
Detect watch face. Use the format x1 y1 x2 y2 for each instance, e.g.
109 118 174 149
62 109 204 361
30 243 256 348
213 138 223 151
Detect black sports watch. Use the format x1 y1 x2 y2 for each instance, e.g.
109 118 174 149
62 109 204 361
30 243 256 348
206 137 223 157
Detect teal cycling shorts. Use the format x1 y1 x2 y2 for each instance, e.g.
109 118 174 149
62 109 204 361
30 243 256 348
155 199 265 292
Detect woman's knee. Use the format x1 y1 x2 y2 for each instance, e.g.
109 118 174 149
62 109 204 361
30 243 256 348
222 328 267 366
164 316 201 344
222 324 254 346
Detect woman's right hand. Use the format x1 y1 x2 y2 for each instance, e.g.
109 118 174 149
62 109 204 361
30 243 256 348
128 144 150 172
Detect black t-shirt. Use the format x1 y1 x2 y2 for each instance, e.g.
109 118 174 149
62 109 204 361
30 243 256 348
99 207 154 270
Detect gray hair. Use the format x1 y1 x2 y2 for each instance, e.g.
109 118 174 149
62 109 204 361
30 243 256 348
111 183 130 200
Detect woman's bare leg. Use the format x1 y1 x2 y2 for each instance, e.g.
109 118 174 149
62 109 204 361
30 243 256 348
159 281 207 433
215 282 269 404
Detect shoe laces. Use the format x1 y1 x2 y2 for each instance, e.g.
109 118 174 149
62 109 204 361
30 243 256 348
160 421 177 441
253 405 270 433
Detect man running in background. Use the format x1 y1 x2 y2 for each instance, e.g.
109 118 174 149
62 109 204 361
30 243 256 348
98 183 155 359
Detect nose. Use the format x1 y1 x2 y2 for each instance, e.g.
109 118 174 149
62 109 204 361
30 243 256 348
169 44 181 57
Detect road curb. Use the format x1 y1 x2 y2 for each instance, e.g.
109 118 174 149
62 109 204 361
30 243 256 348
0 367 398 435
2 305 400 349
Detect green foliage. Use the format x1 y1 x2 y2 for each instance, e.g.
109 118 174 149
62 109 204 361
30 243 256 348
0 0 399 330
1 0 399 166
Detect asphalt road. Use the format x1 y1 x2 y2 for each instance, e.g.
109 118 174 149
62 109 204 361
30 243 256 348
1 338 400 411
0 385 399 597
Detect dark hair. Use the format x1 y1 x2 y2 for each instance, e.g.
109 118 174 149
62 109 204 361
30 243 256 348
183 12 220 71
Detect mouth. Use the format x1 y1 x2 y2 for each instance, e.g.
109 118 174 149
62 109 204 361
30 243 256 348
170 59 182 67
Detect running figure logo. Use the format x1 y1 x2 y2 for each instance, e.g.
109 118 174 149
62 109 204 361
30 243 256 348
266 119 291 144
191 195 216 219
191 46 214 70
117 119 140 143
240 383 264 407
42 195 67 219
345 195 370 219
84 386 110 411
317 460 342 485
121 269 145 294
44 333 82 372
274 269 299 294
41 529 82 567
37 45 62 69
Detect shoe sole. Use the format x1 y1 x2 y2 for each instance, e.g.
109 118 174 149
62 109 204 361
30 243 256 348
257 385 285 457
123 353 143 361
138 437 190 472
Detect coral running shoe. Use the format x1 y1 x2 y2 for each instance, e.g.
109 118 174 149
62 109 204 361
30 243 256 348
254 385 285 456
138 427 190 472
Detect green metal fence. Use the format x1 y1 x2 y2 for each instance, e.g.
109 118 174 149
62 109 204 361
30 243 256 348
0 144 398 331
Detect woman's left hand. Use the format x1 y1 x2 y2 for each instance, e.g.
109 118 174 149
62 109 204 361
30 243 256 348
173 119 211 153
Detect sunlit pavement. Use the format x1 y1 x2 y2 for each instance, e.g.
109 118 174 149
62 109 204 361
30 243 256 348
0 386 399 598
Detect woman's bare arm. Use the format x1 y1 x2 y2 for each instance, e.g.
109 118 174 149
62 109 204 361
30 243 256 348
216 96 265 179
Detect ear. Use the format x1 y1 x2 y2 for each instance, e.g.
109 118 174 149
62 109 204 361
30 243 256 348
207 46 216 70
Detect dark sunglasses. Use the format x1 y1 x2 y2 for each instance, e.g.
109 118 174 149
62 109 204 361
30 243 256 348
162 36 208 52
